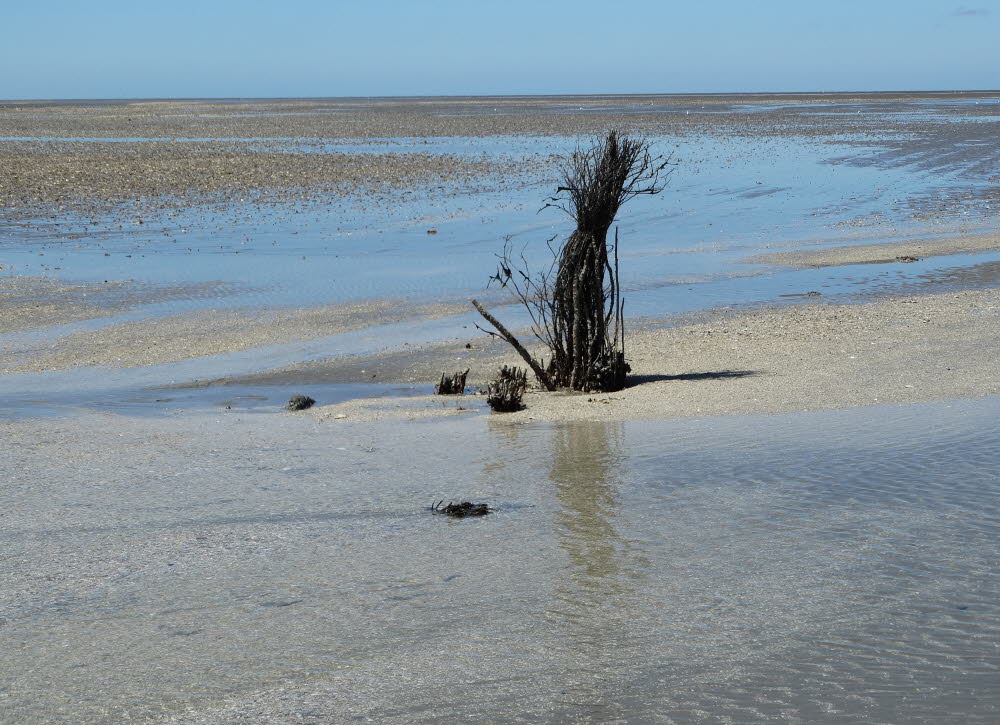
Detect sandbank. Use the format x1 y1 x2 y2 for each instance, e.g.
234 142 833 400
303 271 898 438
219 286 1000 423
747 231 1000 268
0 297 462 373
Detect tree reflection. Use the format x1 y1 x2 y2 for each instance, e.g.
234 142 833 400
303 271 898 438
550 420 632 597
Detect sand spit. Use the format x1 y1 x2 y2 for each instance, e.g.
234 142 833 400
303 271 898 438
0 299 463 373
0 276 243 335
0 276 131 333
747 231 1000 268
261 287 1000 423
310 395 479 423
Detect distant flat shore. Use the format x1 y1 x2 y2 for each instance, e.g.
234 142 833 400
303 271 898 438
4 89 1000 105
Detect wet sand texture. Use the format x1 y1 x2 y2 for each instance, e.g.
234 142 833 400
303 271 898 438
748 232 1000 268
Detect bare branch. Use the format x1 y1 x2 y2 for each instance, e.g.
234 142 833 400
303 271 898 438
471 299 556 391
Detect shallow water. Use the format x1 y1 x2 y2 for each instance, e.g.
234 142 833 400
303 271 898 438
2 395 998 722
4 111 1000 322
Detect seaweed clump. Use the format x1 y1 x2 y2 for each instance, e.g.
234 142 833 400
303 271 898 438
287 395 316 411
431 500 492 517
435 369 469 395
487 365 527 412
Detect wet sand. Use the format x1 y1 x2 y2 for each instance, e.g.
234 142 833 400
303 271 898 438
4 91 999 141
747 231 1000 268
0 298 462 373
217 285 999 423
4 91 998 223
0 144 542 220
6 236 995 422
0 277 244 334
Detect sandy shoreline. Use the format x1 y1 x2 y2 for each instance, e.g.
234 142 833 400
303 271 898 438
4 242 998 422
169 284 998 423
3 92 995 222
0 144 546 221
4 92 997 140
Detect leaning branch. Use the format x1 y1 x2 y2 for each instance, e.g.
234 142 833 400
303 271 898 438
471 299 556 391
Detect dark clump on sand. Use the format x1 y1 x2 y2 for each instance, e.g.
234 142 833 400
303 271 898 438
431 500 491 517
286 395 316 411
435 369 469 395
486 365 528 413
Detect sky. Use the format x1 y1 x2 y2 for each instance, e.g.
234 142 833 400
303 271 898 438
1 0 998 100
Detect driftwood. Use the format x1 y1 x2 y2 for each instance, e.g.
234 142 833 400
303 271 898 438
487 365 528 412
431 500 491 517
435 369 469 395
474 129 669 392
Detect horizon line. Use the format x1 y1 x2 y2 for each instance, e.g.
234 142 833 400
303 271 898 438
3 89 1000 104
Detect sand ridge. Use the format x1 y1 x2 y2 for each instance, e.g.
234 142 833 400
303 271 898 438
746 231 1000 268
0 298 464 373
295 287 1000 423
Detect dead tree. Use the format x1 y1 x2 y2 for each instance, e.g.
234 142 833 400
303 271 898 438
473 129 669 392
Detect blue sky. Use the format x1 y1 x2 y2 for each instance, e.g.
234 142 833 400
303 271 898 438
2 0 997 99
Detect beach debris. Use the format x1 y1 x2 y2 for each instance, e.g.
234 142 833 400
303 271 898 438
895 255 920 263
435 369 469 395
806 290 822 296
426 229 438 234
487 365 527 412
431 500 492 517
286 394 316 411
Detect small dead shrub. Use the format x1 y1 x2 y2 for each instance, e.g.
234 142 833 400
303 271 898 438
435 369 469 395
487 365 527 412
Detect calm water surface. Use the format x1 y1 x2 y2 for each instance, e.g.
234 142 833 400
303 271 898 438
4 112 1000 318
3 396 998 722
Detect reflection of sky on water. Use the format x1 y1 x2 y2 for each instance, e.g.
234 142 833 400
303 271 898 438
4 125 998 320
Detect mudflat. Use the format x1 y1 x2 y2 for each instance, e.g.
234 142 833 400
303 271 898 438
2 92 1000 724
